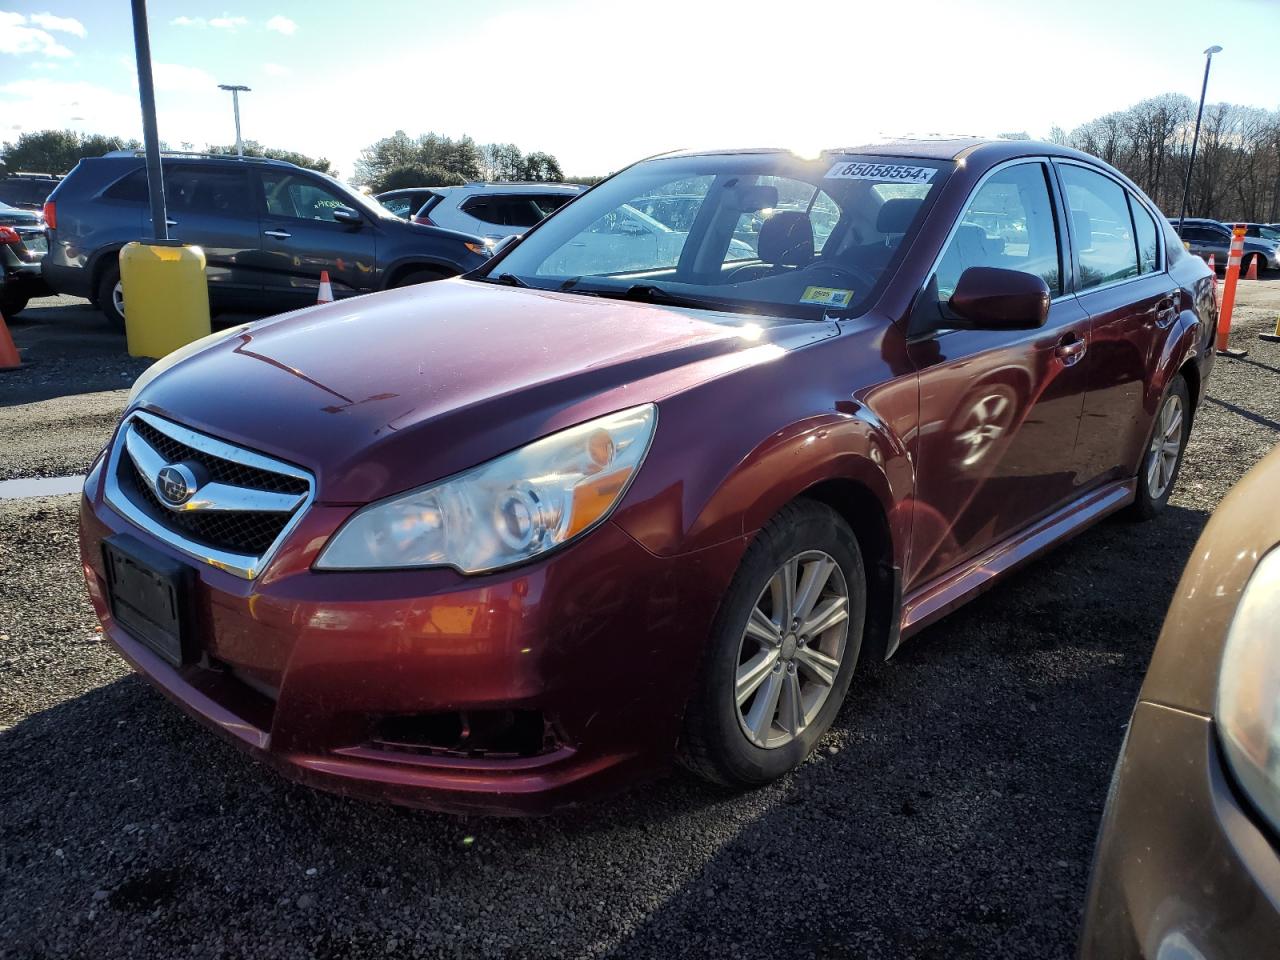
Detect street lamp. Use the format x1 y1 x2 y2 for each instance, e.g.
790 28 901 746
1176 45 1222 237
217 83 251 157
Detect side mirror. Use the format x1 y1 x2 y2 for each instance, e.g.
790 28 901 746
948 266 1050 330
332 206 362 225
617 219 646 236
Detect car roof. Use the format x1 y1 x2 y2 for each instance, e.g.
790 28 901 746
657 138 1110 165
439 182 585 194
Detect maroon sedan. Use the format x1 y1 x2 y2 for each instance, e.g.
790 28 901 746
79 139 1216 814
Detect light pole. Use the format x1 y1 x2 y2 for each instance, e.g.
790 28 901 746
1176 45 1222 237
217 83 251 156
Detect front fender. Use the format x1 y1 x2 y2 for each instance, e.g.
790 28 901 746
1148 308 1203 416
610 326 915 566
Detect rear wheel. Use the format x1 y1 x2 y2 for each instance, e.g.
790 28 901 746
96 263 125 331
679 500 866 787
0 293 29 318
1128 375 1190 520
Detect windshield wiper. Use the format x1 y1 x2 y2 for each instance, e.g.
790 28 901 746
494 272 528 287
558 279 722 311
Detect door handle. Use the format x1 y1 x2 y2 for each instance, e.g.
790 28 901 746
1055 336 1087 366
166 218 178 227
264 229 292 240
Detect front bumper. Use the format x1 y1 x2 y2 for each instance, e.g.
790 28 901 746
79 462 741 815
1078 701 1280 958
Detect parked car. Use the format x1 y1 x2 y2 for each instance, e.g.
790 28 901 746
1172 217 1280 275
0 200 49 316
1079 444 1280 958
80 139 1216 814
42 152 491 329
409 182 583 240
0 172 61 211
1238 221 1280 243
374 187 443 220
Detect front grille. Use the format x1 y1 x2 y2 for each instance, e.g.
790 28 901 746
104 412 314 579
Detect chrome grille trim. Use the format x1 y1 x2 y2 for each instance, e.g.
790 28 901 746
102 410 316 580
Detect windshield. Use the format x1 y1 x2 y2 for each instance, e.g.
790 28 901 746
484 153 951 319
1257 225 1280 242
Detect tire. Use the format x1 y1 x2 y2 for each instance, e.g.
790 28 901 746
1127 374 1190 521
0 294 29 318
393 267 451 289
96 262 125 331
678 499 867 787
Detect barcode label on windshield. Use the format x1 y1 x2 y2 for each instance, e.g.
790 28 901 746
825 162 936 184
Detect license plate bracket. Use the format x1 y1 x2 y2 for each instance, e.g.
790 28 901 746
103 535 198 667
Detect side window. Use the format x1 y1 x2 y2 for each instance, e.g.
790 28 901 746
381 196 412 218
1129 195 1160 273
935 162 1062 299
104 169 149 202
260 172 355 223
1058 164 1138 290
165 167 251 216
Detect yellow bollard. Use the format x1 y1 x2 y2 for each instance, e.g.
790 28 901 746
119 240 210 359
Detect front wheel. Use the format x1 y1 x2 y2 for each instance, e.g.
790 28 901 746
678 500 866 787
1128 375 1190 520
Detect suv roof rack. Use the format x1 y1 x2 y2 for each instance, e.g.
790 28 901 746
101 149 297 167
4 171 62 179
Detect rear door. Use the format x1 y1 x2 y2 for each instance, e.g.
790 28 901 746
907 159 1093 586
163 162 261 308
1055 161 1178 488
254 169 377 308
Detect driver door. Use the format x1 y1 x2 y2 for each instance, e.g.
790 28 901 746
254 170 377 309
905 159 1093 587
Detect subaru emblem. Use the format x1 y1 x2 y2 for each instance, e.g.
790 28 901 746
156 463 198 507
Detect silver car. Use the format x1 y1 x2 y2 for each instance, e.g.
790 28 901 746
411 183 585 241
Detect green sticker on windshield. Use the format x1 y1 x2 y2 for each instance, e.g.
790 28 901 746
800 286 853 308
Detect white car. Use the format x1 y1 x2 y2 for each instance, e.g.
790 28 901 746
411 183 585 240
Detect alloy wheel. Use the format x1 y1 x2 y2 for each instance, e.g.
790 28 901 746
734 550 850 749
1146 393 1184 500
113 280 125 319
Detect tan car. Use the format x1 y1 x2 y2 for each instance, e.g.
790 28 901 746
1079 444 1280 957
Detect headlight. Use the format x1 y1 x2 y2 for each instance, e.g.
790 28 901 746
1216 546 1280 835
315 404 656 574
127 323 251 407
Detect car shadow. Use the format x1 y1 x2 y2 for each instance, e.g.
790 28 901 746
1 501 1211 959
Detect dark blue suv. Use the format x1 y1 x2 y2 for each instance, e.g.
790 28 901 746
42 151 491 328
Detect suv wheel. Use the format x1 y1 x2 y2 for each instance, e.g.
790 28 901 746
0 293 29 318
393 267 451 288
97 263 125 331
678 500 866 787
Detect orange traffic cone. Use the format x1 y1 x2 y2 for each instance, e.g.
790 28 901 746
317 270 334 305
1246 255 1259 281
0 308 21 371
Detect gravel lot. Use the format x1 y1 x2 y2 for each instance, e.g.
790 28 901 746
2 284 1279 960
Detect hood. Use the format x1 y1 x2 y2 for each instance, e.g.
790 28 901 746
137 279 835 503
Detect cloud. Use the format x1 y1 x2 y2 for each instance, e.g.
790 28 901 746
265 15 296 35
170 15 247 29
151 61 218 93
0 11 75 57
263 62 290 77
28 12 86 37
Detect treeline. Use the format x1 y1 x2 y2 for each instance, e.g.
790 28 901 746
0 129 333 176
353 131 566 191
1052 93 1280 222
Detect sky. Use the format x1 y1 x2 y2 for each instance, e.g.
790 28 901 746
1 0 1278 181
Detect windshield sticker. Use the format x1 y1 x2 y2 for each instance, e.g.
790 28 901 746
824 162 936 184
800 286 853 308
